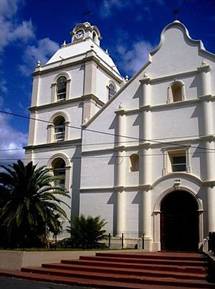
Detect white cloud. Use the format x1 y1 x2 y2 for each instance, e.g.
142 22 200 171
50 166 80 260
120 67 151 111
100 0 164 17
19 38 59 75
9 20 35 42
0 0 58 164
0 19 35 52
0 0 35 53
101 0 129 17
0 78 7 94
0 0 58 75
0 113 27 165
0 78 7 107
0 0 19 19
116 40 153 75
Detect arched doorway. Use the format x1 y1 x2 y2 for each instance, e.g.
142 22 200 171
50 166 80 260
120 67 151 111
161 190 199 251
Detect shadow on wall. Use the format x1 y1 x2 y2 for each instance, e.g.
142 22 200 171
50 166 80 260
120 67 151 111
107 192 117 236
71 146 82 217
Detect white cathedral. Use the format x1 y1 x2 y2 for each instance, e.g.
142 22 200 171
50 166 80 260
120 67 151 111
25 20 215 251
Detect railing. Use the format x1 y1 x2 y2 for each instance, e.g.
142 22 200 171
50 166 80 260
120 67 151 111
107 233 144 249
208 232 215 255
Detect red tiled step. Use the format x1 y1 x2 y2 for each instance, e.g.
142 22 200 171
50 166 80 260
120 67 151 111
0 269 206 289
21 266 215 288
61 258 207 274
96 252 207 261
41 262 207 280
79 255 208 267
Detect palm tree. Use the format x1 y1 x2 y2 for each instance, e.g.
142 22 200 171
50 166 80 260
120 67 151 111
67 215 107 249
0 160 69 248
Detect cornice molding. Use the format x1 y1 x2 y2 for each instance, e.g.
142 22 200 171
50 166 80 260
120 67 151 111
115 107 125 115
198 94 215 101
29 94 104 112
199 134 214 142
139 105 151 112
139 184 152 191
81 134 215 155
149 67 209 85
203 180 215 187
80 185 152 192
114 145 126 151
197 63 211 73
161 145 191 152
33 54 122 83
122 95 215 116
25 138 81 151
139 75 151 84
139 142 151 149
80 178 215 192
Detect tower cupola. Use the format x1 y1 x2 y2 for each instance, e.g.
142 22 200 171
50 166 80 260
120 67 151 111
71 22 101 46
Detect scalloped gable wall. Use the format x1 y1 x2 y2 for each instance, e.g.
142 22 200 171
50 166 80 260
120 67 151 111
148 25 205 76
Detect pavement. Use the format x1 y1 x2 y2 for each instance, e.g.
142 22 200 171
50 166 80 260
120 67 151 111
0 277 97 289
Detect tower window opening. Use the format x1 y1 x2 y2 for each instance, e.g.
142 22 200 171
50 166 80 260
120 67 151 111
168 150 186 172
52 158 66 187
93 31 96 41
53 116 65 142
57 76 67 101
108 82 116 100
130 154 139 171
171 82 183 102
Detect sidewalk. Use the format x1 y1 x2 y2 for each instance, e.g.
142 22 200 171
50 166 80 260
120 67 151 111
0 277 96 289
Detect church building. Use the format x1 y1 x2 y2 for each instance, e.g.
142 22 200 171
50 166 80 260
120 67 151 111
25 20 215 251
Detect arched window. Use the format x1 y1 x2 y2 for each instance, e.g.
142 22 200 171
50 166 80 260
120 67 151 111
52 158 66 187
130 154 139 171
53 116 65 142
108 82 116 100
171 82 183 102
56 76 67 101
92 31 96 41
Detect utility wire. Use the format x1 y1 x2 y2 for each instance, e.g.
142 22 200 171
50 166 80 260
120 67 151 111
1 151 215 162
0 109 215 152
0 134 204 152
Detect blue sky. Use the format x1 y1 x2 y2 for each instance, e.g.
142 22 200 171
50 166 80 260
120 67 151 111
0 0 215 163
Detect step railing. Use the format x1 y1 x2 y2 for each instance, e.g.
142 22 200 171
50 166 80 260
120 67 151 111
208 232 215 255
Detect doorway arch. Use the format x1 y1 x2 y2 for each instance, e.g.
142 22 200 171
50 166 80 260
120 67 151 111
160 190 199 251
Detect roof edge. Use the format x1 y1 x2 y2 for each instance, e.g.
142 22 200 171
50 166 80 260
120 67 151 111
150 20 215 58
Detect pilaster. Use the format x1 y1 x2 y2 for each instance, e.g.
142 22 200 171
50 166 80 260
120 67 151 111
114 106 126 236
115 188 126 236
198 62 211 96
31 73 40 107
207 186 215 232
84 60 97 96
198 63 214 181
139 74 153 248
198 63 215 234
47 124 54 143
28 112 37 145
51 83 56 103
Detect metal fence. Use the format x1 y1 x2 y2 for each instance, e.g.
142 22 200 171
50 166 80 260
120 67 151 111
208 232 215 255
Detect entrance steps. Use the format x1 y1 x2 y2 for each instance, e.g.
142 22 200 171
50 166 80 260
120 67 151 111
0 252 214 289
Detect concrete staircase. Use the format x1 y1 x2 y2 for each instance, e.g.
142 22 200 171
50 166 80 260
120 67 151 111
1 252 215 289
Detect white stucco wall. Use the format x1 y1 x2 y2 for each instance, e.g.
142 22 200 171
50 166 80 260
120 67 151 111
37 65 85 106
80 21 215 243
32 104 82 145
79 191 114 233
26 21 215 248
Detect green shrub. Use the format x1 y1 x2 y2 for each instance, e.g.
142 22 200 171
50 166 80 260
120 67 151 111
67 215 107 249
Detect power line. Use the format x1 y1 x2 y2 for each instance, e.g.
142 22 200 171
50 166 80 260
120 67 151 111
1 150 215 162
0 109 215 153
0 134 203 152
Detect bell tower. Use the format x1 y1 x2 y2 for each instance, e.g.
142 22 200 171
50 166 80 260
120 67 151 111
71 22 101 46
